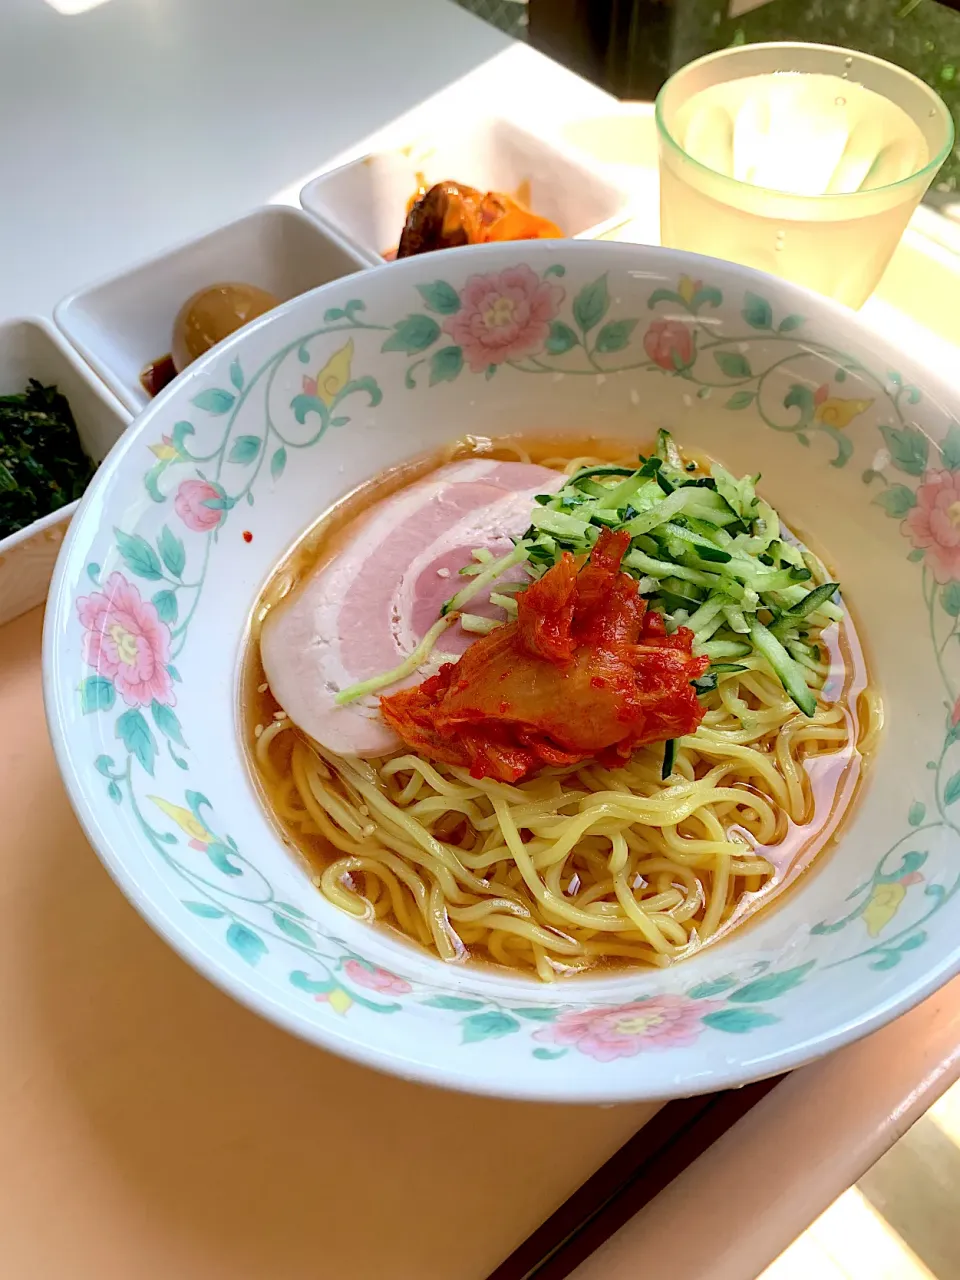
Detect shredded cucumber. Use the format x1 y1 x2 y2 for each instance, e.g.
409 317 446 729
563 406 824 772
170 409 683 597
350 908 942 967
530 507 595 540
335 615 460 705
699 639 752 660
623 550 718 588
748 618 817 715
489 592 518 616
460 614 503 635
690 612 727 648
441 545 529 617
515 431 842 717
784 582 841 618
686 595 728 637
722 604 751 635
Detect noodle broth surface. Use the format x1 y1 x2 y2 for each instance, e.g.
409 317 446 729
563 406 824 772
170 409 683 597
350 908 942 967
242 435 877 981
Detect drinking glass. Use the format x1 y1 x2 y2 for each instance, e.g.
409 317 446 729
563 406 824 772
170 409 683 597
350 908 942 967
656 42 955 308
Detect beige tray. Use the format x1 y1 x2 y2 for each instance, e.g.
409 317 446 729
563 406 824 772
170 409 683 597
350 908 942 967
0 605 659 1280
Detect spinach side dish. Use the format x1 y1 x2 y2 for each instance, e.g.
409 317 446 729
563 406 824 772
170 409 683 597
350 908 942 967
0 381 96 539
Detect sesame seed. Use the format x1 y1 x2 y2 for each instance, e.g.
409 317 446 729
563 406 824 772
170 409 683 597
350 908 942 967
257 682 268 693
273 710 288 720
254 724 264 738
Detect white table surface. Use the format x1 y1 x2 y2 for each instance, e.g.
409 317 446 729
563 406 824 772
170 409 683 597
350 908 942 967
0 0 514 318
5 4 960 1278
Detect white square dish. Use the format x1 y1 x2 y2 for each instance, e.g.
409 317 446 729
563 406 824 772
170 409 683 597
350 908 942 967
0 318 130 627
55 206 374 415
299 117 630 263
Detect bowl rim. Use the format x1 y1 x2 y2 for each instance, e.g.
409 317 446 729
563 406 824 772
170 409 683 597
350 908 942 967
42 238 960 1100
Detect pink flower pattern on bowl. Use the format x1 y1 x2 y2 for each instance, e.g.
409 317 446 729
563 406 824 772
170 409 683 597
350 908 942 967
643 318 695 372
77 571 174 708
174 479 224 533
343 960 412 995
535 995 721 1061
443 266 563 373
903 468 960 584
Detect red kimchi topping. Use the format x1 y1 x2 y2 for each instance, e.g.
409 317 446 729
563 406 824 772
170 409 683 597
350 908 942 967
380 529 710 783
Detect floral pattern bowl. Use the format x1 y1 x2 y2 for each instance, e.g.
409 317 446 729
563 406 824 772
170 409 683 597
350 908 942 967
43 240 960 1102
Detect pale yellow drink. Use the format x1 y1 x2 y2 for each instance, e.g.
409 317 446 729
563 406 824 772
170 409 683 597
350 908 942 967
657 45 954 308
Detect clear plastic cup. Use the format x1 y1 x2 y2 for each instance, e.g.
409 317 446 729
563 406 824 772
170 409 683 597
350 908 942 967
656 42 955 308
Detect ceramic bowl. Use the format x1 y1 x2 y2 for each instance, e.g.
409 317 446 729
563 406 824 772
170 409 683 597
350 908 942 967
43 240 960 1102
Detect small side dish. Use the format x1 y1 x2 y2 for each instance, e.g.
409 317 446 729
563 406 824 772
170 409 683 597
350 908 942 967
0 380 96 538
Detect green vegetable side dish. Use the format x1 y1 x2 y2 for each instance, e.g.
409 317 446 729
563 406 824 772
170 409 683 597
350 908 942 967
0 381 96 539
